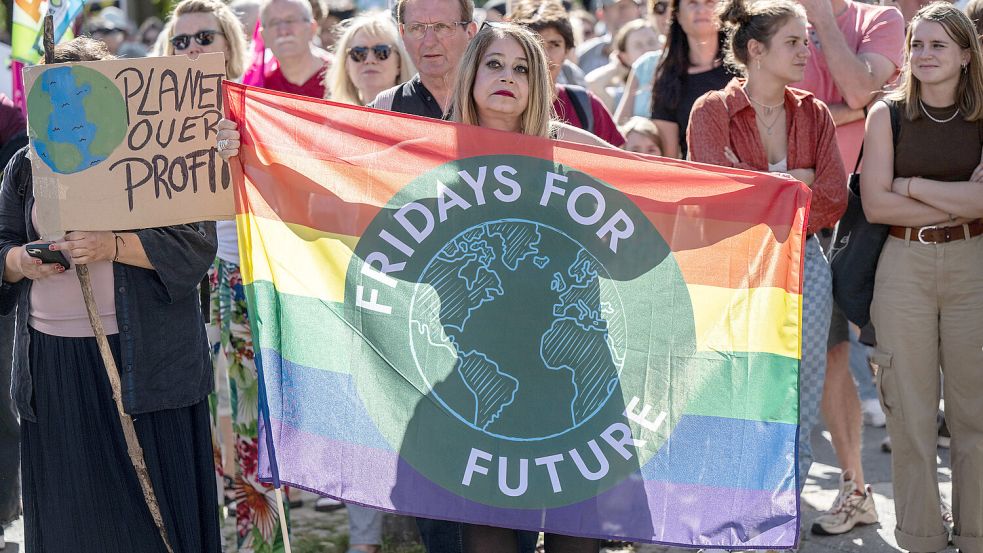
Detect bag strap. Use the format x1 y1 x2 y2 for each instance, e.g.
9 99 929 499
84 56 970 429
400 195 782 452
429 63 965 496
563 85 594 134
853 100 902 173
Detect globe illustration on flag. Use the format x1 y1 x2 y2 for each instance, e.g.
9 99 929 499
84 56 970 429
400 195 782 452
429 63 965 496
27 65 128 174
409 219 627 442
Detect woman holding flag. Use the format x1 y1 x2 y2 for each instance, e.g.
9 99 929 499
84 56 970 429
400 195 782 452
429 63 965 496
216 21 610 552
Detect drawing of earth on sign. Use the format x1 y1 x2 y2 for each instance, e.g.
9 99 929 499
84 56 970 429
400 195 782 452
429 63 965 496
27 65 128 174
409 220 627 441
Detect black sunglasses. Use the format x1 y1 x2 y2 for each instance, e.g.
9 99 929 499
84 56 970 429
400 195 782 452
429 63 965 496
347 44 393 63
170 29 223 51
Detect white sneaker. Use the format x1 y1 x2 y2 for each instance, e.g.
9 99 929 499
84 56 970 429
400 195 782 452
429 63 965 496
942 502 954 544
861 399 887 427
811 471 878 535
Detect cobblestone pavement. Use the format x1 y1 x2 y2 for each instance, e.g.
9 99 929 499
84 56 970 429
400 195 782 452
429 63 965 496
1 424 954 552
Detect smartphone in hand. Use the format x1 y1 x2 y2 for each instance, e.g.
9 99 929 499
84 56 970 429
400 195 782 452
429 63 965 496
25 241 71 270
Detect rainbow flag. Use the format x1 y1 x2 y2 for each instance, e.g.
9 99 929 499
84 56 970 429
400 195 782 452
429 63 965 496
225 81 809 548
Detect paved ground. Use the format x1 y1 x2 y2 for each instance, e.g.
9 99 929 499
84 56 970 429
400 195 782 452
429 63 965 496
1 422 955 552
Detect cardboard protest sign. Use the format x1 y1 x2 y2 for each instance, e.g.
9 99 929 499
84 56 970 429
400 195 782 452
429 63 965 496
24 53 232 238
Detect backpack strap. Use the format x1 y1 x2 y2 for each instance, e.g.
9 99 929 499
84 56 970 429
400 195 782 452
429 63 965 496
563 85 594 134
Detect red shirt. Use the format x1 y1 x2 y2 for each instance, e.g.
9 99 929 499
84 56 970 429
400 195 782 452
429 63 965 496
687 78 847 234
263 53 332 98
553 85 625 147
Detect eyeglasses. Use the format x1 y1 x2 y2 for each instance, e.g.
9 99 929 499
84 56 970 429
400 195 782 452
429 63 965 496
170 29 224 50
653 1 669 14
265 17 311 29
347 44 393 63
401 21 470 40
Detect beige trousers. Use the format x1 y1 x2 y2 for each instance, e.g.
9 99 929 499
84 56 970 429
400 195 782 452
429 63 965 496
870 233 983 553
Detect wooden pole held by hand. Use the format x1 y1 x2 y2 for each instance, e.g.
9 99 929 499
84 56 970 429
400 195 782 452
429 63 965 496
40 15 174 553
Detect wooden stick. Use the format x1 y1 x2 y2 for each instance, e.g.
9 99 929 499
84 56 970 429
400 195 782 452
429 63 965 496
43 15 174 552
42 15 54 64
275 487 293 553
76 265 176 553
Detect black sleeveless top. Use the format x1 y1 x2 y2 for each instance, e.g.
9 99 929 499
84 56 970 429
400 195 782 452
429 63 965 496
894 100 983 181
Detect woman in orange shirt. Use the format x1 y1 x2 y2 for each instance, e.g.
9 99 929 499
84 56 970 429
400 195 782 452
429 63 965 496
686 0 848 538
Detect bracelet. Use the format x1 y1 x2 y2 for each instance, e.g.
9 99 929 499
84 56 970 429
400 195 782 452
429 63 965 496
904 177 913 197
113 232 125 263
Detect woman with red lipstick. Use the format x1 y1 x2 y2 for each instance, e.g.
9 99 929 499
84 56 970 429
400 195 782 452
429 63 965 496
449 22 612 148
447 23 607 553
687 0 847 540
860 4 983 550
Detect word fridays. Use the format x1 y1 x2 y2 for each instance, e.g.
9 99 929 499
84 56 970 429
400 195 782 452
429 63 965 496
355 164 637 315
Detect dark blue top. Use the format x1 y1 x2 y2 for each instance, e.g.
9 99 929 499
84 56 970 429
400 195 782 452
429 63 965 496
0 146 217 422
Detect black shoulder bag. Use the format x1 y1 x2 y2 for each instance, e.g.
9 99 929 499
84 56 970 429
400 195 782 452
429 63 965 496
827 100 900 333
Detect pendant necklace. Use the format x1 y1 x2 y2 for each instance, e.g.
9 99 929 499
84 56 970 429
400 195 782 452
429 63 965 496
919 99 959 123
757 109 783 135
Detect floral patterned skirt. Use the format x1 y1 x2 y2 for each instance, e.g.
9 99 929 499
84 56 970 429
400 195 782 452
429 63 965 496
208 258 289 552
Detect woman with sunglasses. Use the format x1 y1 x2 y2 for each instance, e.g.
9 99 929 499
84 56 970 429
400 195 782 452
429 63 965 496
324 12 415 106
160 0 248 81
164 3 293 551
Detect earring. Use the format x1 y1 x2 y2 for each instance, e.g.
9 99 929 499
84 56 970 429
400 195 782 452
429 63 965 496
963 64 968 73
756 58 761 71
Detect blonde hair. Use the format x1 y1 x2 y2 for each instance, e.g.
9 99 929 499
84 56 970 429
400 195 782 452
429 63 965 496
160 0 249 80
324 12 414 105
619 116 663 150
889 2 983 121
449 23 555 138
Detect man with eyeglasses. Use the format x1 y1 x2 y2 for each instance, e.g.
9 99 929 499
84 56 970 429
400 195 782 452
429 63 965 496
368 0 476 119
259 0 332 97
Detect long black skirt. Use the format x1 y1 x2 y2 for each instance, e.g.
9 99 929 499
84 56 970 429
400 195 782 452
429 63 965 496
21 328 221 553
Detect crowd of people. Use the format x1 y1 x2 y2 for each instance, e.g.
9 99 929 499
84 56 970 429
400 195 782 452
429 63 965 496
1 0 982 551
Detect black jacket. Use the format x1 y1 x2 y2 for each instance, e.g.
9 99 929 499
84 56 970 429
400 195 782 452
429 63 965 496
0 146 217 421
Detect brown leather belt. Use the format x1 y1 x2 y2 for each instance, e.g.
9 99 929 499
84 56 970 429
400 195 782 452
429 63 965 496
888 220 983 244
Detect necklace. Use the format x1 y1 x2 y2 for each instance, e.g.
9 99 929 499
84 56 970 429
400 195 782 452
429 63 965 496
747 92 784 116
756 109 784 135
919 99 959 123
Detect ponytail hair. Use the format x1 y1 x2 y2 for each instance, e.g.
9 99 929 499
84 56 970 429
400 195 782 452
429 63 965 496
716 0 805 74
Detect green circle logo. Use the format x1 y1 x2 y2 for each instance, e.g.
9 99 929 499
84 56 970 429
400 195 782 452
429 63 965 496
346 155 697 509
28 65 128 174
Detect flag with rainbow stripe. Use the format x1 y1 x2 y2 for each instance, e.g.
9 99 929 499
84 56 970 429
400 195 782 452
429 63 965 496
225 81 809 549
